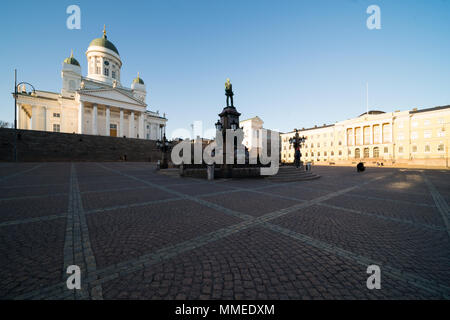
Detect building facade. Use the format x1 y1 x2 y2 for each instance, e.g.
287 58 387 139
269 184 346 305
14 27 167 140
240 116 280 156
281 106 450 168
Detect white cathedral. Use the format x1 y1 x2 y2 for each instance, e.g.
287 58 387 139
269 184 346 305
14 26 167 140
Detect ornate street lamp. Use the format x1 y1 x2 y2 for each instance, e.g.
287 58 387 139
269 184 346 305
13 69 36 162
230 120 238 131
215 120 223 132
289 128 307 167
156 134 172 169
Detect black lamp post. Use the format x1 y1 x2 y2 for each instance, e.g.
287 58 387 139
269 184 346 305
215 120 223 132
156 133 171 169
289 129 307 167
13 69 36 162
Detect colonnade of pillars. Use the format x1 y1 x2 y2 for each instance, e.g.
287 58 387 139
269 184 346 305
346 123 393 147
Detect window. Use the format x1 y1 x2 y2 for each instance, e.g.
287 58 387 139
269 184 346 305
355 148 360 159
412 145 417 153
318 152 321 157
331 151 334 156
364 148 369 158
363 126 371 145
355 127 362 145
424 131 432 139
53 124 60 132
384 147 388 154
438 118 445 125
112 71 116 79
398 121 404 129
438 131 445 137
411 132 418 140
438 144 445 152
347 129 354 146
412 121 418 127
373 125 381 144
398 146 404 154
338 150 342 156
317 143 320 148
311 143 314 148
95 66 101 74
425 144 431 153
373 147 379 158
104 68 109 76
383 124 392 143
397 132 404 140
53 113 60 118
324 151 327 156
305 153 308 157
338 141 342 146
424 120 430 126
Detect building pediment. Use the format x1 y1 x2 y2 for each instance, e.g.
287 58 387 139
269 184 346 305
77 88 146 109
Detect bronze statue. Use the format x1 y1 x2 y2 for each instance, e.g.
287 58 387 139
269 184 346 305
225 78 234 107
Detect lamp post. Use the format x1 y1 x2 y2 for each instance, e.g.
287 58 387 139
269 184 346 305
156 133 171 169
289 128 307 167
13 69 36 162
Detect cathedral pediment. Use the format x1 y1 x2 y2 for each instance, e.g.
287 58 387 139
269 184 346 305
77 88 146 108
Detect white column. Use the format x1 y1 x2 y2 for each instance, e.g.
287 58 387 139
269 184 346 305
78 102 84 134
31 105 38 130
139 113 144 139
25 109 30 130
16 103 21 129
42 106 47 132
119 109 124 137
370 125 374 145
129 111 135 138
391 122 394 143
353 127 356 146
92 104 98 135
105 106 110 136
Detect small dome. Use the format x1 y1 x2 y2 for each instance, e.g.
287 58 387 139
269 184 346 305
89 26 119 55
133 72 145 85
64 50 80 66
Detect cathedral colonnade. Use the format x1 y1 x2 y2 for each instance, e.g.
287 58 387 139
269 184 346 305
15 101 164 140
78 102 162 139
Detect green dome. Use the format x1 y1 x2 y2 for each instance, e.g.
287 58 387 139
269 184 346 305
89 27 119 55
64 50 80 66
133 73 144 85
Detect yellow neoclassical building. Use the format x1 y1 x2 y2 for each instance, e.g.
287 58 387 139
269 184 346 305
281 105 450 168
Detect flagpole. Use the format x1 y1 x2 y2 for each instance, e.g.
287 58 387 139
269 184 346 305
366 82 369 115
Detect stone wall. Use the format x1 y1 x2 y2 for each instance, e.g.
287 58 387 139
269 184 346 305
0 128 163 162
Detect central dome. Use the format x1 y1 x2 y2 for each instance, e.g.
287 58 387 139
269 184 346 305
89 26 119 55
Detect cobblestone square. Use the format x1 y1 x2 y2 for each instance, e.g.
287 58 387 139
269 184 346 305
0 162 449 300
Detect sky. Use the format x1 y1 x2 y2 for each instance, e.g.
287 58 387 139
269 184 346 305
0 0 449 138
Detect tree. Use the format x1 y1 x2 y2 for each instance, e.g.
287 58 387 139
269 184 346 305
0 121 12 128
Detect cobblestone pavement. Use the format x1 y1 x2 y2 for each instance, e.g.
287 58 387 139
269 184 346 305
0 162 449 300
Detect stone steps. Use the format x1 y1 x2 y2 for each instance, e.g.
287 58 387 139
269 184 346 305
266 166 320 182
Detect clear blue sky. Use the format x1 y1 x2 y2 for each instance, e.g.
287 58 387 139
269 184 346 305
0 0 449 137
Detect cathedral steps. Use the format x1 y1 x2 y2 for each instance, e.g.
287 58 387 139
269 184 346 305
266 166 320 182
